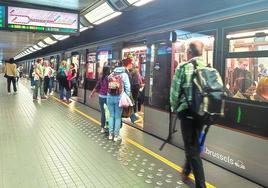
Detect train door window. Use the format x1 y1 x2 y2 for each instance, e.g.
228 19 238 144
67 58 71 69
225 28 268 103
148 42 172 110
86 52 97 80
171 31 215 78
122 46 147 77
97 51 110 77
72 54 80 71
79 54 86 88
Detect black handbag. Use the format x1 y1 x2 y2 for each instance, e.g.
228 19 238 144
4 74 8 78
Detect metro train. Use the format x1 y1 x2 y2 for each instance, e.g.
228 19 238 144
19 5 268 187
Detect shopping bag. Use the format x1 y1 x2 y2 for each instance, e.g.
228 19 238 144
119 92 133 107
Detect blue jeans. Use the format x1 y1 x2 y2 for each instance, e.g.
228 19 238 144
33 79 44 98
31 77 35 87
99 96 107 128
49 77 55 92
107 96 122 136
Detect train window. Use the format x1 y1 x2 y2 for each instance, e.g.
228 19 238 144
86 52 97 80
171 33 214 77
122 46 147 77
225 57 268 103
78 54 86 88
227 28 268 52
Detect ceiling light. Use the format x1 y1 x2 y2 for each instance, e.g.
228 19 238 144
84 2 115 23
126 0 139 4
94 12 122 25
33 45 41 50
26 49 32 53
44 37 57 45
38 41 48 48
29 47 37 52
133 0 153 6
80 26 89 32
52 35 70 41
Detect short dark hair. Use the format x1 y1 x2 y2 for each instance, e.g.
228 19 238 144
187 40 204 57
36 58 42 63
9 58 15 64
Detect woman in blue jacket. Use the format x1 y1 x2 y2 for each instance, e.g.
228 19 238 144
107 64 131 142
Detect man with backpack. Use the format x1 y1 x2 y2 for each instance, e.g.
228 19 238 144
170 40 207 188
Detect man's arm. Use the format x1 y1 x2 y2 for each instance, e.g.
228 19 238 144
170 66 183 112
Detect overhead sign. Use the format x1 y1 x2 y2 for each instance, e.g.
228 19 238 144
7 6 78 33
0 6 5 27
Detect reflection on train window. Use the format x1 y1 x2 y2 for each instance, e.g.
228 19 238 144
225 58 268 102
72 55 79 71
67 58 71 69
227 28 268 52
122 46 147 77
97 51 110 76
79 54 86 88
87 52 96 80
171 31 214 77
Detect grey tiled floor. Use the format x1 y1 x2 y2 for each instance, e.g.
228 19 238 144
1 77 262 188
0 78 188 188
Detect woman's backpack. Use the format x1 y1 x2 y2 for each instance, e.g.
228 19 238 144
108 72 123 95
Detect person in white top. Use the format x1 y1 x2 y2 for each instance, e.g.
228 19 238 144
43 60 52 96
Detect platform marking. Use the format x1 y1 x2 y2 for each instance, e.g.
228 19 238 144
52 96 216 188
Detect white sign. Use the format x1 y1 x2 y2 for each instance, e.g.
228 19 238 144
8 6 78 29
205 147 246 170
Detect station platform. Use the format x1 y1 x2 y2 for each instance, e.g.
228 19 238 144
0 76 261 188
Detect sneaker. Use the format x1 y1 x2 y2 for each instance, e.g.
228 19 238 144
181 168 190 183
108 134 113 140
33 97 38 101
8 92 11 95
50 91 54 95
100 128 105 133
114 135 121 142
66 100 72 104
41 96 48 100
14 91 18 95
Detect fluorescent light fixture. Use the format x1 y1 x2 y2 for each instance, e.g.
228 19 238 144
126 0 139 4
80 26 89 32
52 35 70 41
94 12 122 25
226 29 268 39
133 0 153 6
38 41 48 48
84 2 115 23
44 37 57 45
33 45 41 50
29 47 37 52
80 24 92 32
26 49 32 53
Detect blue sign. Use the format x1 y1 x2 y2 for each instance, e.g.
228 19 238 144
0 6 5 27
